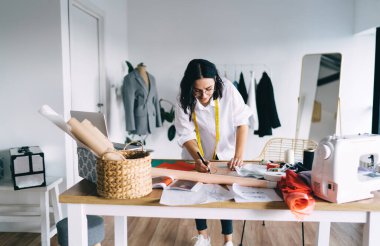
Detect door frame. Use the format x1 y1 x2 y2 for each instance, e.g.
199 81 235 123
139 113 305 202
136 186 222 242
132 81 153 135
69 0 106 114
62 0 107 187
372 27 380 134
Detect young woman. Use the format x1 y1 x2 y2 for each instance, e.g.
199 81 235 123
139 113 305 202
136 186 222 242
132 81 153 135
175 59 252 246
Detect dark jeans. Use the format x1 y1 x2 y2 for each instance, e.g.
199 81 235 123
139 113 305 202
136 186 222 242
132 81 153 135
195 156 233 235
195 219 233 235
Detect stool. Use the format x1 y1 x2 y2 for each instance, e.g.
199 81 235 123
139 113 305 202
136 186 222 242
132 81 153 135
56 215 105 246
0 176 63 246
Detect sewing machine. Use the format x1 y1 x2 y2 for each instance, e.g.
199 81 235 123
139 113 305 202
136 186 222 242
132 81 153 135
311 134 380 203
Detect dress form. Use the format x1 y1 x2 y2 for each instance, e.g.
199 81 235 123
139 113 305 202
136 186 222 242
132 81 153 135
136 63 150 88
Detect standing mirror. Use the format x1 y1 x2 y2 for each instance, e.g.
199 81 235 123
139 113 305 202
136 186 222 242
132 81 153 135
296 53 342 143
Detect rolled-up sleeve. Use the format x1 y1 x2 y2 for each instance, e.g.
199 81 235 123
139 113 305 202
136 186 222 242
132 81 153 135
175 103 196 147
229 83 253 127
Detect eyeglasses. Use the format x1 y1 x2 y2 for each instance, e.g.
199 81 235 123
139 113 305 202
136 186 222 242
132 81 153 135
193 86 215 97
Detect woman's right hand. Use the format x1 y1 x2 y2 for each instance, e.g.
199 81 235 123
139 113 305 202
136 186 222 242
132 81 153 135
195 158 210 173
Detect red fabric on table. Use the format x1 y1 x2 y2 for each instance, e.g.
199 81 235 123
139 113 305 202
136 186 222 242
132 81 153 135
156 161 195 171
278 169 315 221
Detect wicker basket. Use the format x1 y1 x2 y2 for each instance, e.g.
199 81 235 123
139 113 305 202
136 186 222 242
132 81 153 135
96 149 152 199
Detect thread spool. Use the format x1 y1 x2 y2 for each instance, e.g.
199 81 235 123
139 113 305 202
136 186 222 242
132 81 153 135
303 148 315 170
285 149 295 164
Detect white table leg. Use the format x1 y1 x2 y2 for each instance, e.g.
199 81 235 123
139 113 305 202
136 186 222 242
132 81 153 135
68 204 88 246
40 190 50 246
363 211 380 246
51 185 62 224
315 221 330 246
114 216 128 246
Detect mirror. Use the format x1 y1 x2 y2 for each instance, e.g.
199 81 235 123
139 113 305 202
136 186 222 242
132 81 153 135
296 53 342 143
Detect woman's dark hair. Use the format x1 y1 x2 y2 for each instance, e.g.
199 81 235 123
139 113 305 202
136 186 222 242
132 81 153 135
179 59 224 120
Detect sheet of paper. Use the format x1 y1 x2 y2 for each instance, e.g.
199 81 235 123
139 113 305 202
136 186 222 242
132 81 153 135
159 184 234 206
203 184 235 203
230 183 283 202
38 105 85 147
39 105 73 136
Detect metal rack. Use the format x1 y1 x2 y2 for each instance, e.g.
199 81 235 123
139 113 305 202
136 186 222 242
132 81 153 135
256 138 318 163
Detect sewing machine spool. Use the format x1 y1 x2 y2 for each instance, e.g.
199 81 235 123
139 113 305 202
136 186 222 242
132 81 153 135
285 149 295 164
303 148 315 170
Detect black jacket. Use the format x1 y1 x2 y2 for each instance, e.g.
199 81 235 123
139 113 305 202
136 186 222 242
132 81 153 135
254 72 281 137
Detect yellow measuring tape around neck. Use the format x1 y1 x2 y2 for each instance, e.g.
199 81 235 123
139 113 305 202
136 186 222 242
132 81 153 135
192 99 220 160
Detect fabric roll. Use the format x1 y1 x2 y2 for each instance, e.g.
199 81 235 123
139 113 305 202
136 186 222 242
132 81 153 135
152 168 277 188
156 160 195 171
278 170 315 221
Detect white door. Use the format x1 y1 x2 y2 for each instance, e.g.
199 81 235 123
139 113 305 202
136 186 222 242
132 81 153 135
69 0 105 183
69 1 105 113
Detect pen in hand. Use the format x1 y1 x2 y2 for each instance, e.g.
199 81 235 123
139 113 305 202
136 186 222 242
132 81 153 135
196 151 210 173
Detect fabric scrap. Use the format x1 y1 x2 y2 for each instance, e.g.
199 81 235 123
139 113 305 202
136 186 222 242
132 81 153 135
278 170 315 221
156 160 195 171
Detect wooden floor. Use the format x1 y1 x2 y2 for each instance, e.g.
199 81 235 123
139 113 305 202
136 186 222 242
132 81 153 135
0 217 363 246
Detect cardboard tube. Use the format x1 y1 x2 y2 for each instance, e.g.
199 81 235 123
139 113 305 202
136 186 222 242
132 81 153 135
67 118 109 156
68 118 124 161
81 119 114 149
151 168 276 188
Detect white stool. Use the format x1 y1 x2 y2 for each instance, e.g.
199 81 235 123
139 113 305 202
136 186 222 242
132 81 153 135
0 176 63 246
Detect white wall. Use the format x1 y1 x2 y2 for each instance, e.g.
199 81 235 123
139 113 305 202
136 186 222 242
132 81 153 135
0 0 66 179
0 0 128 232
0 0 128 183
355 0 380 33
125 0 376 159
87 0 129 143
0 0 66 232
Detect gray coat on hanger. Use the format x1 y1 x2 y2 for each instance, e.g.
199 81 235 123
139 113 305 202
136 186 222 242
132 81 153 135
122 69 162 135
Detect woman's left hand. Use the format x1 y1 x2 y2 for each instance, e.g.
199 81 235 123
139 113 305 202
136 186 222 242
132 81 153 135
227 157 244 170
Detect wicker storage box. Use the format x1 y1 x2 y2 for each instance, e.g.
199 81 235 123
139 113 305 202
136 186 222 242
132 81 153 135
96 150 152 199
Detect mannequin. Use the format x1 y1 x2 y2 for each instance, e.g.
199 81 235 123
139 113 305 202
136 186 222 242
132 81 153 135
122 62 162 135
136 63 150 88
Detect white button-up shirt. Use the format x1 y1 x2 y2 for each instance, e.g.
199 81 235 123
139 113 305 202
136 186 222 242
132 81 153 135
175 81 253 160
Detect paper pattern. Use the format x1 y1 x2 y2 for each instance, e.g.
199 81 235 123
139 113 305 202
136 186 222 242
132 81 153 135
231 183 283 202
160 184 234 206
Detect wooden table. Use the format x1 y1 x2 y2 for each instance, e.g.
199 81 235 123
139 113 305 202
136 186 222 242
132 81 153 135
59 179 380 246
0 176 63 246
